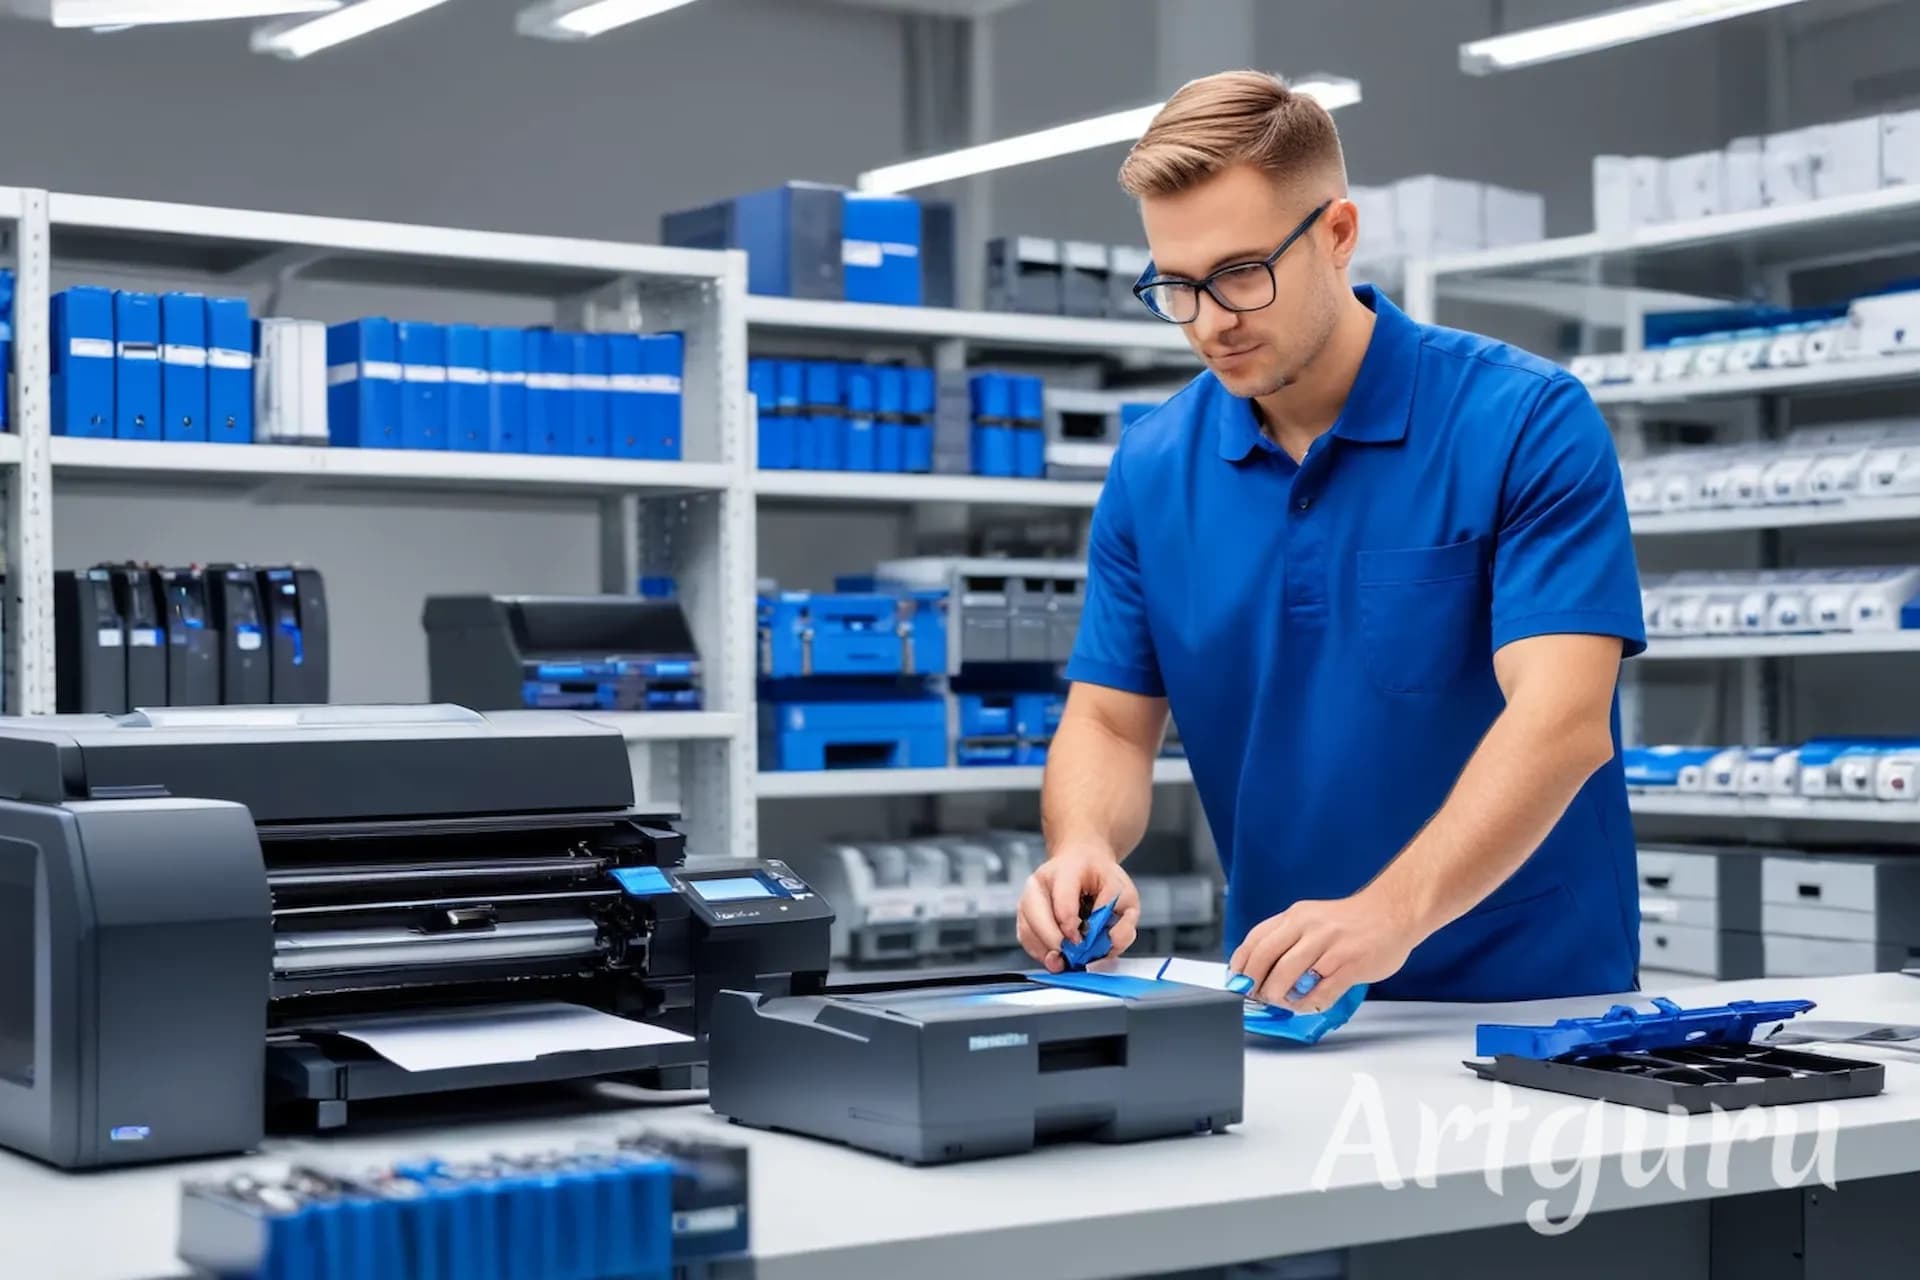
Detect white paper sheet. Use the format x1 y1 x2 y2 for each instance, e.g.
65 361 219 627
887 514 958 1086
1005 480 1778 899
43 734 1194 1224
327 1000 692 1073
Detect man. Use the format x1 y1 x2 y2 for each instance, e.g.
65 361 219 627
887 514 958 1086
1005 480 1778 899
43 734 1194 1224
1016 70 1646 1010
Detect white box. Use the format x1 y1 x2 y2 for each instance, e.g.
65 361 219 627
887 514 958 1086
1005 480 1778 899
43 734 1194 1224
1883 109 1920 188
1804 325 1844 363
1725 336 1771 373
1847 291 1920 357
1875 753 1920 802
1862 444 1920 496
1813 116 1884 200
1763 129 1819 206
1482 184 1545 248
1568 354 1608 385
1593 156 1666 232
1725 138 1765 213
1767 330 1807 367
1349 185 1401 261
1665 151 1726 221
1393 175 1484 255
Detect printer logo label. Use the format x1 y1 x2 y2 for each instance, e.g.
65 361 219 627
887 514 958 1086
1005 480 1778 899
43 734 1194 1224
968 1032 1029 1052
108 1125 150 1142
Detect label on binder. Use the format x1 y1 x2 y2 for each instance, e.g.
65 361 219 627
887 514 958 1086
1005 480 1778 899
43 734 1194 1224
402 365 448 383
631 374 682 394
490 369 527 385
161 345 208 367
843 239 884 268
447 366 489 385
116 343 159 361
69 337 113 359
573 373 612 391
130 628 162 648
208 348 254 370
328 360 402 385
98 629 123 647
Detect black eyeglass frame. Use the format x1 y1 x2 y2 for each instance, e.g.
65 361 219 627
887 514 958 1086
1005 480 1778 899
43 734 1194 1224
1131 200 1334 324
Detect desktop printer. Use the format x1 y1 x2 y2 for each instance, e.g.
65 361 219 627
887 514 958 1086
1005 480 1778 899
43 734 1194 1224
0 705 830 1170
424 595 702 712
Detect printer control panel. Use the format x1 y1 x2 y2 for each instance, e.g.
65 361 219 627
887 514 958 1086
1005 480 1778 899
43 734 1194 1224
672 861 834 928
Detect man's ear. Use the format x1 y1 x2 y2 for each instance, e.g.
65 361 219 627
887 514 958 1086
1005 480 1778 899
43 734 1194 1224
1324 197 1360 271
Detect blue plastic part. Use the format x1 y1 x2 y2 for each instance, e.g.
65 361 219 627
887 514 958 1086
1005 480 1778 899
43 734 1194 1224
1476 996 1816 1061
957 693 1014 737
1060 897 1117 969
1225 973 1255 996
612 867 676 898
1241 983 1370 1045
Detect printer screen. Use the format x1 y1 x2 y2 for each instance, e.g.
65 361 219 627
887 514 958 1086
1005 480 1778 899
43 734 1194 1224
691 876 776 903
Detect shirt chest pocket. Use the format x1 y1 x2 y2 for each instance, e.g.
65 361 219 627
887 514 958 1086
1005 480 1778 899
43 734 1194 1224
1355 536 1492 694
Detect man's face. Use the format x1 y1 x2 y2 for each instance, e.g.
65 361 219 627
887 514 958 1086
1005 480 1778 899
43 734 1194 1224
1139 164 1346 399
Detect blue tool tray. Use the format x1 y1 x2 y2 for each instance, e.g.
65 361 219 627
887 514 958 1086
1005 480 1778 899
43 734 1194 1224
1468 997 1885 1112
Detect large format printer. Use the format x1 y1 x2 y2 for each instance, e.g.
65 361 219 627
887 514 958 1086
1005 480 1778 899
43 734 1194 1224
0 705 830 1170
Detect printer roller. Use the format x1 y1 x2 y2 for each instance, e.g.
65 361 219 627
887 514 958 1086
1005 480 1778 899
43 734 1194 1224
274 918 604 975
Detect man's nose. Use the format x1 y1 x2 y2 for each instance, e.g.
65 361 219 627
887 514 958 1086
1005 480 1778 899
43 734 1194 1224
1191 290 1238 347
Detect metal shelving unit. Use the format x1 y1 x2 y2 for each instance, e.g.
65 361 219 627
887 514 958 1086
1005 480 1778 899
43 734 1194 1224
1632 497 1920 536
1631 793 1920 824
744 294 1193 357
758 757 1194 799
1589 354 1920 406
1643 632 1920 660
754 468 1103 508
3 187 757 862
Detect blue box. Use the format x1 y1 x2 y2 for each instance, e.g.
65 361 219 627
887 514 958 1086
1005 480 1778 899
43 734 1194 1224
760 696 948 771
801 361 843 471
205 297 254 445
842 193 922 306
444 323 489 451
958 740 1021 767
1015 740 1049 766
761 592 905 676
1014 691 1064 739
0 268 12 431
485 327 527 452
958 693 1016 738
973 424 1015 476
158 292 208 442
608 334 644 459
396 320 448 450
51 286 115 438
638 332 683 460
903 366 935 472
843 365 877 471
662 182 843 300
326 318 402 448
574 333 611 457
1015 425 1045 478
112 291 162 440
751 359 794 470
526 331 576 456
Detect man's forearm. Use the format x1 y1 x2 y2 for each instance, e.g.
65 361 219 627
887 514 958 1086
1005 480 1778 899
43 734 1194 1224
1364 696 1615 937
1040 710 1158 862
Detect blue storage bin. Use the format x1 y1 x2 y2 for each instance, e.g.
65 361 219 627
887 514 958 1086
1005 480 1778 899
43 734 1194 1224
761 697 948 771
973 423 1015 476
958 693 1016 738
1014 691 1064 739
957 739 1021 767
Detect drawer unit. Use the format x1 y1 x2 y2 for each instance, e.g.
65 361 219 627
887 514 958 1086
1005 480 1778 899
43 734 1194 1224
1761 853 1920 943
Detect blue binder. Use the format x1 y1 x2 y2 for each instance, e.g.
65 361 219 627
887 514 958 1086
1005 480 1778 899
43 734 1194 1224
112 291 162 440
485 326 527 452
396 320 448 450
444 323 488 452
205 297 254 445
526 330 576 455
158 292 209 442
574 333 611 457
608 334 646 459
639 333 682 460
51 286 114 438
326 318 401 448
844 365 877 471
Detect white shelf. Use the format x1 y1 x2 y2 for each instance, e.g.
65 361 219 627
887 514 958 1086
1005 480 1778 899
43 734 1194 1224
1642 632 1920 660
1589 354 1920 406
1431 184 1920 282
576 710 743 741
758 756 1194 799
48 437 734 495
1632 496 1920 536
754 469 1103 508
1632 793 1920 824
744 294 1193 356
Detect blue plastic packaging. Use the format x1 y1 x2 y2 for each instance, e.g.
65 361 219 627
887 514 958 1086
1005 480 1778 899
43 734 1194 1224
1060 898 1117 969
1476 996 1816 1062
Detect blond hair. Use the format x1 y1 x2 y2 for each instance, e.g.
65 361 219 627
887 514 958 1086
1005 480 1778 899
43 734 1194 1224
1119 70 1346 198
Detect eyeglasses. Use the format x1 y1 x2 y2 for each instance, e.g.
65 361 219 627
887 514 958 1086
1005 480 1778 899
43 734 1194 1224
1132 201 1332 324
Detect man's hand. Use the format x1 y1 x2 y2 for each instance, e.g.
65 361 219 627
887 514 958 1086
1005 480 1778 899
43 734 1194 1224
1017 846 1140 973
1228 888 1424 1012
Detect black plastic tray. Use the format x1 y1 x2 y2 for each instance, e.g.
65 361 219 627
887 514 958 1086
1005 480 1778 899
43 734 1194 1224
1467 1042 1885 1112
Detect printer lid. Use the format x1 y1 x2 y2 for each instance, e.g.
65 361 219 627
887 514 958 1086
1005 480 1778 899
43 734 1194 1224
422 595 697 659
0 704 636 824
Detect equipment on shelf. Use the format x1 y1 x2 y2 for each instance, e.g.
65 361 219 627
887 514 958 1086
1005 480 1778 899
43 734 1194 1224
1637 844 1762 981
751 358 934 473
423 594 702 712
1625 738 1920 805
759 682 947 772
708 970 1244 1164
1641 566 1920 637
1623 421 1920 514
176 1132 750 1279
0 705 831 1168
1760 852 1920 977
254 317 328 446
55 563 325 712
982 236 1190 321
875 557 1084 666
758 588 947 678
1349 175 1545 258
968 372 1046 478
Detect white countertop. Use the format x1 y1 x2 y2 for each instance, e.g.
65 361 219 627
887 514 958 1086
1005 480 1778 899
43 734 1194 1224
8 973 1920 1279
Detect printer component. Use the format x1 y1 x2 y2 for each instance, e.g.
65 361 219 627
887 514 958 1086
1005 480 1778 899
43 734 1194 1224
758 588 947 678
157 566 221 707
1469 997 1883 1112
423 594 702 712
875 556 1085 669
985 236 1063 315
53 568 127 714
177 1131 749 1280
663 181 845 301
106 565 167 710
257 566 330 704
207 564 273 705
0 706 831 1168
708 971 1244 1163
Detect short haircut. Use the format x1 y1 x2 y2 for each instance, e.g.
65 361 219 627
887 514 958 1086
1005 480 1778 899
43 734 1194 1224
1119 69 1346 199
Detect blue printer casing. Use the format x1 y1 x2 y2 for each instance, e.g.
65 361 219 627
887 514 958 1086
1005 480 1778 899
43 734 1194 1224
326 318 401 448
51 286 114 438
841 193 922 307
485 326 527 452
662 182 843 300
112 291 163 441
205 297 254 445
159 292 209 442
396 320 448 450
444 323 489 452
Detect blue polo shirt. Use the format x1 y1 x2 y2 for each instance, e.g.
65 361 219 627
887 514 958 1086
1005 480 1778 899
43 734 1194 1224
1068 287 1646 1002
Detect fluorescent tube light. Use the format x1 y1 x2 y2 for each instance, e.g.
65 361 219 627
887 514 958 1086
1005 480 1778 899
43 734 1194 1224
516 0 699 41
858 74 1362 195
1460 0 1814 75
250 0 451 59
47 0 338 25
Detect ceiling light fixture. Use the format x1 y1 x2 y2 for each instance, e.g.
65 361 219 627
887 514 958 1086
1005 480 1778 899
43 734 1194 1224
856 74 1361 195
1460 0 1814 75
251 0 451 59
516 0 699 41
42 0 338 26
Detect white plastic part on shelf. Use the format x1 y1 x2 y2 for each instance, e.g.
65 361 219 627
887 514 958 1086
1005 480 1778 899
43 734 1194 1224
48 437 735 495
753 469 1104 507
1631 792 1920 824
0 186 22 222
1589 354 1920 406
1631 495 1920 536
0 435 23 466
743 294 1194 355
1641 631 1920 660
576 711 744 742
757 756 1195 799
